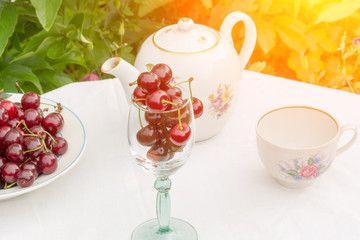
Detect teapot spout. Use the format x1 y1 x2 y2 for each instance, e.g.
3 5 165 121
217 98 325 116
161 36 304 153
101 57 140 102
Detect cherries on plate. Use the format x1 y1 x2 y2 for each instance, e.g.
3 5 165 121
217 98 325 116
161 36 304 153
0 91 68 189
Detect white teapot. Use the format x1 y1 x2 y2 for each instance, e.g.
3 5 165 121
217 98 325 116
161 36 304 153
101 12 256 141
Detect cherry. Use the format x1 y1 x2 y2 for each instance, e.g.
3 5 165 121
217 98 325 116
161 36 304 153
39 152 58 174
21 161 39 178
166 96 184 111
0 100 16 119
166 136 184 153
146 90 170 111
21 92 41 109
165 108 191 129
23 136 44 158
0 106 9 125
13 127 25 135
146 142 170 162
145 112 162 125
17 169 36 188
5 143 25 164
8 118 20 128
137 72 160 93
4 129 23 147
24 108 41 128
15 107 25 120
169 123 191 146
151 63 173 87
133 86 148 106
0 125 11 141
49 136 68 155
136 125 159 146
1 162 20 184
42 112 64 135
30 125 47 139
192 97 203 119
0 156 7 170
162 85 182 98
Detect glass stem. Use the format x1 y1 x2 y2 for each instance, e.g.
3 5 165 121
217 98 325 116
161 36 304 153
154 177 172 233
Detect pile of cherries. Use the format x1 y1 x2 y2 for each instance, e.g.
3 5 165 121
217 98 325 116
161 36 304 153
0 91 68 189
131 63 203 162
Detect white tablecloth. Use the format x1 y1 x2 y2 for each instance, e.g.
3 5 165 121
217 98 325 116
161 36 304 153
1 70 360 240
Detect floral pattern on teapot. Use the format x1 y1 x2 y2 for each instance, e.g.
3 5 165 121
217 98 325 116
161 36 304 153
209 84 233 119
278 155 331 181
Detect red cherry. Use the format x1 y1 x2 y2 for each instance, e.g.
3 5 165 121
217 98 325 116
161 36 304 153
42 112 64 135
132 86 148 106
137 72 160 93
166 96 184 110
192 97 203 119
21 161 39 178
161 85 182 98
169 123 191 146
136 125 159 146
145 112 162 125
0 106 9 125
21 92 41 109
24 108 41 128
151 63 173 87
5 143 25 164
23 136 45 158
4 129 23 147
39 152 58 174
0 100 16 119
146 142 170 162
17 169 35 188
146 90 170 111
49 136 68 155
0 125 11 141
1 162 20 184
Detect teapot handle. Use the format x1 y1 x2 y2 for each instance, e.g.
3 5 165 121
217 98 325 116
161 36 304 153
220 12 257 69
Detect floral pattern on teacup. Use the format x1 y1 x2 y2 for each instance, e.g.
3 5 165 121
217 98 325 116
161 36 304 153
209 84 232 119
278 155 331 181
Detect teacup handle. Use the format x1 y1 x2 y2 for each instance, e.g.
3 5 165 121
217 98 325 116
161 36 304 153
220 12 257 69
336 124 358 156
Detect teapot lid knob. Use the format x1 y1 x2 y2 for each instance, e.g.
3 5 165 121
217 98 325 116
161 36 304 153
177 18 194 31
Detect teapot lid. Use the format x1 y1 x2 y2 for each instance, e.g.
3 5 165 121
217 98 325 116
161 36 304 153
152 18 220 54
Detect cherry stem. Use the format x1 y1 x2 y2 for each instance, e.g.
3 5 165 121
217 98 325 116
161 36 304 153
15 82 25 94
23 144 43 155
17 120 34 134
38 130 57 144
188 78 194 103
19 157 31 168
42 138 49 153
129 80 137 86
4 182 16 189
41 102 62 113
161 100 183 130
138 109 143 129
133 99 148 111
171 77 193 87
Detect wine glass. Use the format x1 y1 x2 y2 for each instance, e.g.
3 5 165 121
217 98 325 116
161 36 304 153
127 86 197 240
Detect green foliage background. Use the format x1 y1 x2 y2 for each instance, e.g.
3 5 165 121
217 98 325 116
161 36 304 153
0 0 155 94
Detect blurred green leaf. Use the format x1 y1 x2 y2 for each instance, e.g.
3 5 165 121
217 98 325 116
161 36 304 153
0 63 43 93
30 0 62 31
0 3 18 56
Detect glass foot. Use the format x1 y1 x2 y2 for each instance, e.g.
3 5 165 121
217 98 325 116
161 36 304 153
131 218 198 240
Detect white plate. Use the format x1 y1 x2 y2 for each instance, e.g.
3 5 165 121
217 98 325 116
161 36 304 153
0 93 86 200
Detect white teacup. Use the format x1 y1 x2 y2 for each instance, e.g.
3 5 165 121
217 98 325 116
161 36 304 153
256 106 358 188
